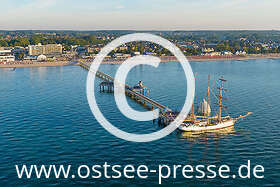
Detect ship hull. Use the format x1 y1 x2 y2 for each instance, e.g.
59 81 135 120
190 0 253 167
178 119 235 132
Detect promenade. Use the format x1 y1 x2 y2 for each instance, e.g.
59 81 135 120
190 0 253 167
1 53 280 68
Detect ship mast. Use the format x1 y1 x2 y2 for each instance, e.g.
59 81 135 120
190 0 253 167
191 73 197 121
192 100 195 120
206 75 210 125
218 77 227 122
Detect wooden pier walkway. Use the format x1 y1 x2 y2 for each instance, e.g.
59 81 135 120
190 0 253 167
79 62 174 122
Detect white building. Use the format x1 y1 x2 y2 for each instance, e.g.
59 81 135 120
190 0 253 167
236 51 247 55
0 49 15 63
0 49 12 54
0 55 15 63
28 43 62 56
207 52 221 56
223 51 233 56
202 48 215 53
37 54 47 61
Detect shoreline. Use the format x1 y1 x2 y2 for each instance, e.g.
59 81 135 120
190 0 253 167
100 54 280 64
1 54 280 68
0 61 72 68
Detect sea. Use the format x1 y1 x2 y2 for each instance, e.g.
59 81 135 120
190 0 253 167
0 59 279 186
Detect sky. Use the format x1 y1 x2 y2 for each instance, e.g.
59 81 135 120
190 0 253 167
0 0 280 30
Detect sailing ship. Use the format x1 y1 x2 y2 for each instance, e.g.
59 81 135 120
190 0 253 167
178 75 252 132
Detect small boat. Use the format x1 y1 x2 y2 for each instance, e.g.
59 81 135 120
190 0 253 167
178 75 252 132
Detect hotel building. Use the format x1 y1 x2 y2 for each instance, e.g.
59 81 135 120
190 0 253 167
28 43 62 56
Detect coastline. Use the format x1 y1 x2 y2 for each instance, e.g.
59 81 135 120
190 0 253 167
0 61 72 68
100 54 280 64
1 54 280 68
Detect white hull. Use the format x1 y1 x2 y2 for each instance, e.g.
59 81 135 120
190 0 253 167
178 119 235 132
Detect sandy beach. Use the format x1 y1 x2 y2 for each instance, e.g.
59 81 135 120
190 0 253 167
0 61 72 68
1 54 280 68
94 54 280 65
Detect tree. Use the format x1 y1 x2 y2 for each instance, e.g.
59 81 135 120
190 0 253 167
14 41 21 46
0 40 8 47
88 35 97 44
18 37 30 47
225 42 230 50
31 36 42 45
216 43 226 52
17 52 25 60
140 44 144 54
243 47 249 54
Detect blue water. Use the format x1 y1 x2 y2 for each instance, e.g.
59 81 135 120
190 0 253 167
0 59 279 186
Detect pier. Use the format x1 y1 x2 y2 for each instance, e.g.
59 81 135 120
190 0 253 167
79 62 175 125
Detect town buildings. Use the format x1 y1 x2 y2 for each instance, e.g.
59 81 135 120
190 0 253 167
28 43 62 56
0 55 15 63
0 48 15 63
